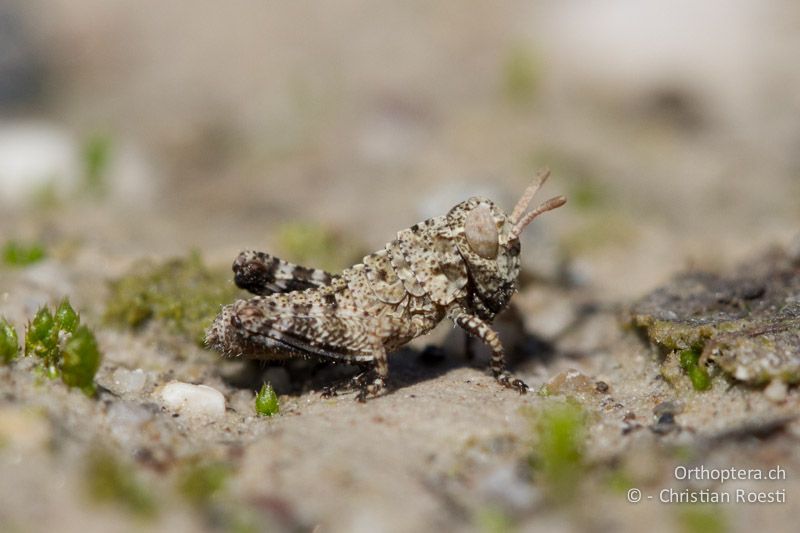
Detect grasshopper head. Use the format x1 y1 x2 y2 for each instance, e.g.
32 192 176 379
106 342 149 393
449 168 566 320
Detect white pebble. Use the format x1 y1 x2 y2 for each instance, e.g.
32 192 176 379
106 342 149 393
159 381 226 419
764 380 788 404
111 368 148 394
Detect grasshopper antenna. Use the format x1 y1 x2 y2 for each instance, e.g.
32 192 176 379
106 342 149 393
509 167 566 239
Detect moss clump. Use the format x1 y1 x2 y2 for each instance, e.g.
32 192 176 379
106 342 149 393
24 299 101 394
0 317 20 363
55 295 80 332
61 326 102 394
678 505 726 533
25 307 59 377
178 462 231 507
255 383 280 416
82 133 112 195
85 449 157 518
2 240 46 267
529 401 587 503
104 253 240 346
475 506 515 533
679 348 712 391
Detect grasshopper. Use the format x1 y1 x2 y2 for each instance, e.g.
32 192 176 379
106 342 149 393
206 169 566 401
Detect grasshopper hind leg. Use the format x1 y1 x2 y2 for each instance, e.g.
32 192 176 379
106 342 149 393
233 250 335 295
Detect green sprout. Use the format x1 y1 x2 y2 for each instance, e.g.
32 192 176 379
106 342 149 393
55 298 80 333
85 449 157 518
255 383 280 417
62 326 102 395
679 348 711 391
104 253 240 346
2 240 46 267
0 317 20 364
475 506 515 533
25 307 58 375
178 462 231 507
24 299 102 394
83 134 112 195
529 401 587 503
678 505 726 533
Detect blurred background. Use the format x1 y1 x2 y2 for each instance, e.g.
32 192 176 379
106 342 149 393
2 3 800 532
2 0 799 295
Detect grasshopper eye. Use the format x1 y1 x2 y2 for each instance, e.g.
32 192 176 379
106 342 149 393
464 203 499 259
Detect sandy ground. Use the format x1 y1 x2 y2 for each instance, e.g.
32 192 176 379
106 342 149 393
2 2 800 532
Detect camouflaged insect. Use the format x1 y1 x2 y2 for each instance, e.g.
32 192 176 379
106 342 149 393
206 169 566 401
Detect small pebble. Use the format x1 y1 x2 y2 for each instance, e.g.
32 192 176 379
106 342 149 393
159 381 226 419
111 368 148 394
764 380 788 403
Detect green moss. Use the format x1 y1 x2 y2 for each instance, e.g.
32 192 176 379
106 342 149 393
475 506 515 533
2 240 46 267
255 382 280 416
678 505 727 533
277 222 363 273
86 449 157 518
678 348 711 391
24 299 102 393
25 307 59 376
502 45 541 105
529 401 586 503
62 326 102 395
56 298 79 331
604 468 634 494
632 316 719 352
83 134 112 195
0 317 20 363
104 253 240 346
178 462 231 507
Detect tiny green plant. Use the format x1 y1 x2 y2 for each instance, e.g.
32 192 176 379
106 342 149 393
255 383 280 416
678 505 726 533
475 506 515 533
0 317 20 363
2 240 46 267
83 134 112 195
679 348 711 391
25 307 59 375
85 449 157 518
178 462 231 507
61 326 102 395
529 401 587 503
24 298 102 394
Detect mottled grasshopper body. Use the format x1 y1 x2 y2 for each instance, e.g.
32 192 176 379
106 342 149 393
206 170 565 400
